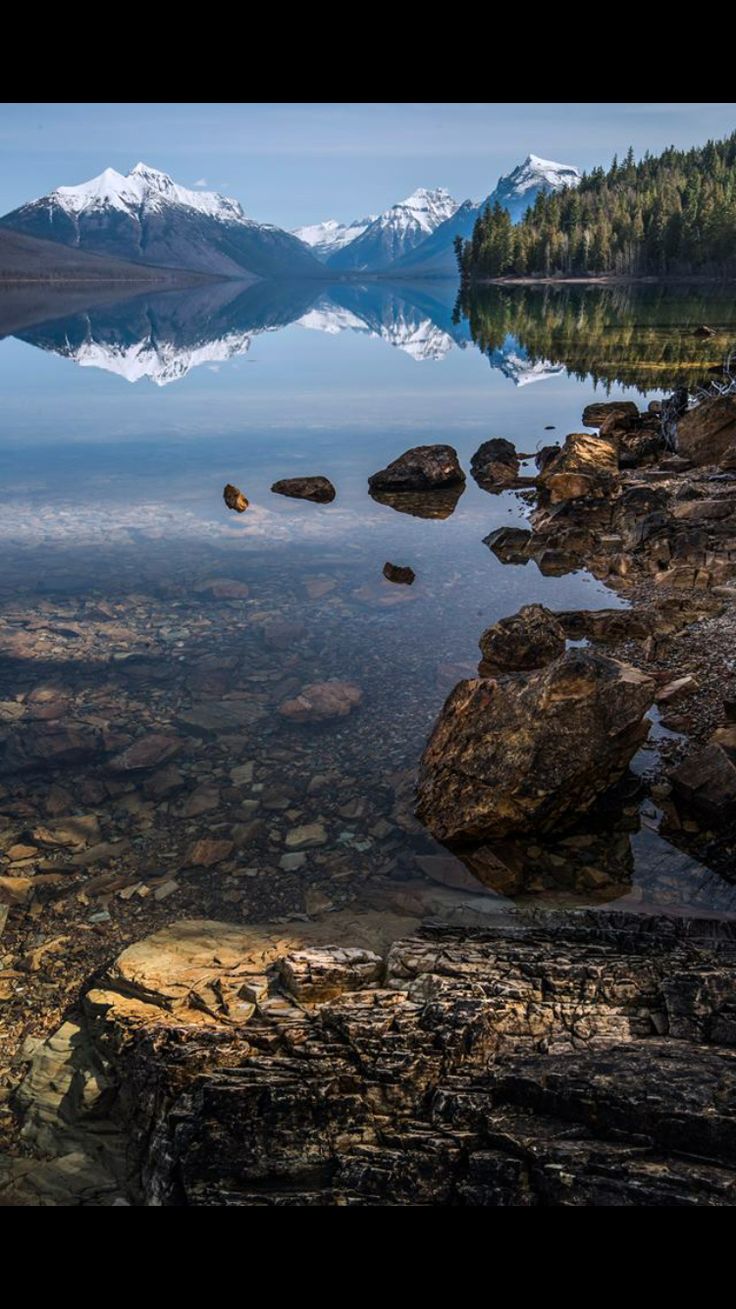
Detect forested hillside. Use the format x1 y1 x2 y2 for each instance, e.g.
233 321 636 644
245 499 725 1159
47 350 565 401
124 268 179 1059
457 133 736 280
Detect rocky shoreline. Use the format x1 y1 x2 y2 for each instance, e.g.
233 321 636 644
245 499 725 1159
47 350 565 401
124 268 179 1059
2 385 736 1205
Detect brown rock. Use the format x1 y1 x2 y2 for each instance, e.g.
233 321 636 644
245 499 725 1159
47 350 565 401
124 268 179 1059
383 562 415 585
416 651 654 843
271 477 336 504
108 734 183 773
655 676 699 705
278 680 363 724
676 394 736 466
582 401 639 427
671 742 736 816
478 604 565 673
368 444 465 492
186 838 234 868
223 484 248 513
538 432 619 503
470 438 519 488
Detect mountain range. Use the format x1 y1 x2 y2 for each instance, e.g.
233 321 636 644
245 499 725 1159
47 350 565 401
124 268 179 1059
0 155 581 283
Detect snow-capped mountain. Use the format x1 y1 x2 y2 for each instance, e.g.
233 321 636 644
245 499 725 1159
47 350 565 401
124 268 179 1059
291 215 376 261
492 154 581 222
326 188 459 272
0 163 323 280
386 154 581 277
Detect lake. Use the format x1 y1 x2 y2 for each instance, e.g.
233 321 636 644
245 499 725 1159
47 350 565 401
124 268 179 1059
1 277 735 923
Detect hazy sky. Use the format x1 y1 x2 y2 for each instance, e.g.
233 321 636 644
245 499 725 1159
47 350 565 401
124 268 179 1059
2 102 735 229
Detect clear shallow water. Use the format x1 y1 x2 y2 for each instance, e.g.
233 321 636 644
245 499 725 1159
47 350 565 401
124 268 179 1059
1 277 734 918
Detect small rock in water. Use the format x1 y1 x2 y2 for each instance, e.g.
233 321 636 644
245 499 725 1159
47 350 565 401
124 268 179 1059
285 822 327 850
271 477 336 503
278 680 363 723
383 562 415 585
693 324 716 338
223 484 249 513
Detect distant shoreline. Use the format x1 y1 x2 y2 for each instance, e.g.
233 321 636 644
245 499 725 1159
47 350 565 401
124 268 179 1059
469 275 736 287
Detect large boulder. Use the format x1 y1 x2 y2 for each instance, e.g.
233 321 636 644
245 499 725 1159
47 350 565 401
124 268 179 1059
538 432 619 504
368 445 465 493
415 651 654 843
478 604 565 673
470 438 519 488
676 393 736 466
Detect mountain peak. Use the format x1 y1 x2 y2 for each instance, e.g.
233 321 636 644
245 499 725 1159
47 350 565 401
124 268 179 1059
129 162 175 185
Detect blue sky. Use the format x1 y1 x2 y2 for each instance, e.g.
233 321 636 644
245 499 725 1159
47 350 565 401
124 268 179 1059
2 102 735 230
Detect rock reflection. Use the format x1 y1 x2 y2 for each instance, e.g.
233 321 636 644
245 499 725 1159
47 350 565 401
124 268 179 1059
369 484 465 519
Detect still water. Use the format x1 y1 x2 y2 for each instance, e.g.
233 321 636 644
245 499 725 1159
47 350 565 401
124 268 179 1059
1 278 734 920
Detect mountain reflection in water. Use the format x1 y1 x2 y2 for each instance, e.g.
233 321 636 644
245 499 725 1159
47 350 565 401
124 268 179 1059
6 278 736 394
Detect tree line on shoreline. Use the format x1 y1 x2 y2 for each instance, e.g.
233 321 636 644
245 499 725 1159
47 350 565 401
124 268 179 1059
455 132 736 281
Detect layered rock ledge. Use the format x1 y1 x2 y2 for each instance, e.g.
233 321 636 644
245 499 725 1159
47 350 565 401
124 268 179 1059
4 911 736 1206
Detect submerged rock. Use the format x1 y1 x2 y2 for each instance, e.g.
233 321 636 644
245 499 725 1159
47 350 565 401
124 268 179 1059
416 650 654 843
271 476 336 503
470 438 519 488
278 680 363 723
223 483 249 513
478 604 565 673
383 562 415 585
368 444 465 492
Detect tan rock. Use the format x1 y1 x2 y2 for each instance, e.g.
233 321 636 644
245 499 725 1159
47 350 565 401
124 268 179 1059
278 680 363 724
186 839 234 868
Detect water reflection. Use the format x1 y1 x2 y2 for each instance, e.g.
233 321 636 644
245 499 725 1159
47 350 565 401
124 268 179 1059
8 278 734 395
456 282 736 392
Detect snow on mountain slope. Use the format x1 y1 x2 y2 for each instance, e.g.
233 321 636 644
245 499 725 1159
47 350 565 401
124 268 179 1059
386 154 581 276
51 163 247 223
291 216 376 261
326 188 459 271
492 154 581 221
1 164 323 280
